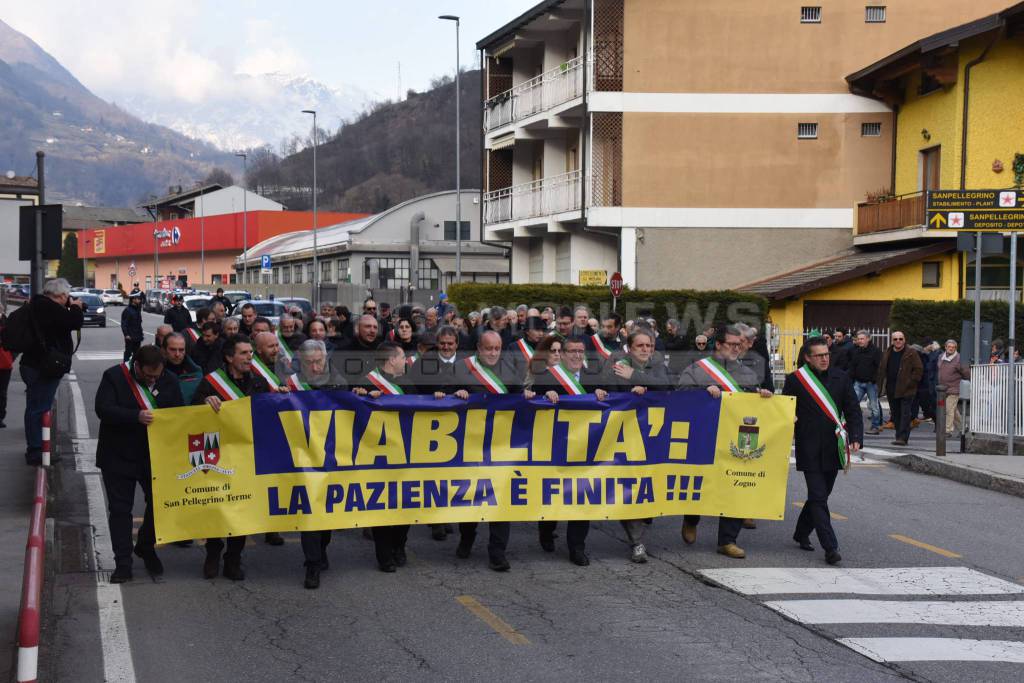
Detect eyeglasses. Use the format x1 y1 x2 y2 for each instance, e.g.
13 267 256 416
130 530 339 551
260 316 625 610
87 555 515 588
808 352 830 359
721 341 742 348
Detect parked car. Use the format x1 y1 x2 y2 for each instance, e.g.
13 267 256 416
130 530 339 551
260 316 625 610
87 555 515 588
101 289 125 306
144 289 164 313
278 297 313 319
183 295 212 323
222 290 252 313
230 299 286 327
75 293 107 327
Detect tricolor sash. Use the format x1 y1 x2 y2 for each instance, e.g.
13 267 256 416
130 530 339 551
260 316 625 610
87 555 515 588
591 335 615 359
515 338 534 363
697 357 742 393
795 365 850 469
251 356 283 388
406 353 419 367
286 374 312 391
548 364 585 395
120 362 157 410
276 330 294 362
465 356 508 394
207 369 245 401
185 327 200 343
366 369 405 395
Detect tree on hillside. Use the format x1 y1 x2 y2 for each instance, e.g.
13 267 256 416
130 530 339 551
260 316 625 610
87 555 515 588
57 233 84 286
204 167 235 187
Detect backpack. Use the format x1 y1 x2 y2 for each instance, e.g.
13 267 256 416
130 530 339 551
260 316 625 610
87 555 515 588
1 305 38 353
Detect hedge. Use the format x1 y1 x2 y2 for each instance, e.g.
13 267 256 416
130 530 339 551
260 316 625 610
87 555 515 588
890 298 1024 344
446 283 769 336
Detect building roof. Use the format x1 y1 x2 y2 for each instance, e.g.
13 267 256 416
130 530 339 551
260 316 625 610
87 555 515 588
141 183 223 209
0 174 39 193
62 205 145 231
476 0 570 50
739 243 955 301
847 2 1024 96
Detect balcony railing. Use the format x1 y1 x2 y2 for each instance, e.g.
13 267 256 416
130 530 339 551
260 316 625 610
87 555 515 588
484 170 583 224
484 54 588 132
856 192 926 235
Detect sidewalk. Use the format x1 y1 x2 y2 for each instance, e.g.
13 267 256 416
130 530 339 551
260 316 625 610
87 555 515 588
0 372 41 682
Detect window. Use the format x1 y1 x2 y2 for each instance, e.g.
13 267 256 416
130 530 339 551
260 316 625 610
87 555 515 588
145 276 152 289
865 6 886 23
444 220 471 240
922 262 941 288
321 259 333 283
282 264 291 284
797 122 818 139
861 122 882 137
419 258 440 290
800 6 821 23
306 263 314 283
272 267 280 285
365 257 410 289
294 264 303 284
337 258 350 283
229 274 237 284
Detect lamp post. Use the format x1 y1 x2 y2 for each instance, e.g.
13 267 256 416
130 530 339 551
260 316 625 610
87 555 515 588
199 185 206 285
439 14 461 285
235 152 248 287
153 227 170 290
302 109 319 307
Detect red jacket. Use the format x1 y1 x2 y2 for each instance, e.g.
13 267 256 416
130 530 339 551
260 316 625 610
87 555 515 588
0 316 13 370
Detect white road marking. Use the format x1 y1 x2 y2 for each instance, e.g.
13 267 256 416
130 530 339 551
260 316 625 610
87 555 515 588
765 599 1024 627
75 351 126 361
838 637 1024 663
859 447 901 457
68 376 137 682
789 455 883 465
699 567 1024 596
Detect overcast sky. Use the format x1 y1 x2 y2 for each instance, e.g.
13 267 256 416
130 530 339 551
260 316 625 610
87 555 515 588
3 1 539 103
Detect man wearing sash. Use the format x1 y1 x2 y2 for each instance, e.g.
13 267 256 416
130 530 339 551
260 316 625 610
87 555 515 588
278 314 307 354
192 337 273 580
783 336 862 565
190 321 223 373
452 330 522 571
161 332 204 404
505 316 547 379
677 325 773 559
95 345 184 582
250 331 293 547
588 313 624 364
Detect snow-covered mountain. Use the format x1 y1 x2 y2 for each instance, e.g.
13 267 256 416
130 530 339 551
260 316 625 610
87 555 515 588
118 72 379 151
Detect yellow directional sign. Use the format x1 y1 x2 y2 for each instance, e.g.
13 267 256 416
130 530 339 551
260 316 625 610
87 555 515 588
926 190 1024 232
929 213 947 229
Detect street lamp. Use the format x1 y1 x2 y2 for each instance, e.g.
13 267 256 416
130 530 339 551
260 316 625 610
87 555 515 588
235 152 248 287
302 109 319 307
439 14 462 285
199 185 206 285
153 227 171 290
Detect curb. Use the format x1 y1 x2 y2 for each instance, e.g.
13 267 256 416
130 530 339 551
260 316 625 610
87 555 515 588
891 452 1024 499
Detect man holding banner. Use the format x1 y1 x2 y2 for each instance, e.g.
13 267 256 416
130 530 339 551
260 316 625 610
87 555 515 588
677 325 773 559
192 337 273 580
251 331 291 546
95 345 184 583
783 336 861 566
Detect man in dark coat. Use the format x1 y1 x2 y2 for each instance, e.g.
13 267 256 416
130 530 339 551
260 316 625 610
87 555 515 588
334 314 382 385
162 294 192 332
408 325 463 397
121 292 144 362
848 331 883 434
876 330 923 446
95 345 184 582
783 336 862 565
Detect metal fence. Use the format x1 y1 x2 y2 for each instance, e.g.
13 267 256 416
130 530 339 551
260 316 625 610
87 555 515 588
767 326 890 376
968 363 1024 437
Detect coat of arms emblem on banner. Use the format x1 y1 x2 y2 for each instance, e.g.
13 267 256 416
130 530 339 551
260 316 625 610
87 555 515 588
730 417 767 460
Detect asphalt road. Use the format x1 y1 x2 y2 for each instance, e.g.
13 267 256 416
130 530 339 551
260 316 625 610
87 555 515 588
40 307 1024 682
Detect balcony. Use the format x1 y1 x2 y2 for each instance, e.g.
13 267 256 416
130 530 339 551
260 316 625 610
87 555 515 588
483 54 588 132
484 170 583 224
856 192 926 235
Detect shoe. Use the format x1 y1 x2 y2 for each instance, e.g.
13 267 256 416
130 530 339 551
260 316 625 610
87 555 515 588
304 566 320 589
569 548 590 567
378 562 397 573
430 525 447 541
110 565 132 583
393 548 408 567
717 543 746 559
742 518 757 530
921 417 934 423
681 523 697 545
630 544 648 563
455 540 473 559
539 534 555 553
320 551 330 571
203 549 220 579
0 420 6 428
488 555 511 572
25 449 42 466
264 532 284 546
173 540 194 548
222 559 245 581
134 547 164 576
910 418 921 428
825 550 842 565
793 535 815 552
867 427 881 435
890 439 907 446
883 421 894 430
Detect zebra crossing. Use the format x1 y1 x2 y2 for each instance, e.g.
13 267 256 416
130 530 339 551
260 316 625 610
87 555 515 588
74 351 125 361
698 566 1024 665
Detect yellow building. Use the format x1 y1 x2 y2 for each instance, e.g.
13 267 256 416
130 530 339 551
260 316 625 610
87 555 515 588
741 2 1024 355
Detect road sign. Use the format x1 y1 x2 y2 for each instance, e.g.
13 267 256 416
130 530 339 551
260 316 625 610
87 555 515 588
927 190 1024 232
260 254 272 274
610 272 623 298
128 262 136 278
18 204 62 260
579 269 607 286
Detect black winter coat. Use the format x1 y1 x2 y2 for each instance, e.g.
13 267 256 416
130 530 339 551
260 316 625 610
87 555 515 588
121 304 144 342
847 343 881 383
21 295 84 369
783 367 863 472
95 364 184 477
163 305 192 333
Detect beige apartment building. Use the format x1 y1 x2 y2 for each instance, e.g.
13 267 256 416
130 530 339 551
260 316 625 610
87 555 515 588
478 0 1011 289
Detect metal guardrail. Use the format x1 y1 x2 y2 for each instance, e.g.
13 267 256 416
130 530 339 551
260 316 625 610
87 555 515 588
483 170 582 224
968 363 1024 437
17 411 51 683
484 54 588 132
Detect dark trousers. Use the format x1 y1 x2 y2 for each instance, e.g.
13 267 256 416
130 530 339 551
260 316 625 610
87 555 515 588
683 515 744 546
300 530 332 567
459 521 510 559
101 469 154 567
123 339 141 363
888 394 912 442
206 536 246 562
0 367 11 422
794 470 839 552
371 525 409 566
20 365 61 451
538 520 590 550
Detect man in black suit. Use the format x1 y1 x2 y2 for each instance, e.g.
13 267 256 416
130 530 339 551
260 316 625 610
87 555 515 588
95 345 184 582
783 336 863 565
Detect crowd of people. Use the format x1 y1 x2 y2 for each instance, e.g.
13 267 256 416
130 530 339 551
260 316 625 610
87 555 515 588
95 289 864 590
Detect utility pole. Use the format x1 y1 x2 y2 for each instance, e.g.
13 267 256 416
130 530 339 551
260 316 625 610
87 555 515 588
302 110 318 307
32 151 45 295
235 153 248 287
439 15 462 284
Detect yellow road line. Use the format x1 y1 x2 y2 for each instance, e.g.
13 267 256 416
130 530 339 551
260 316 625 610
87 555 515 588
456 596 530 645
791 501 848 521
888 533 962 558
